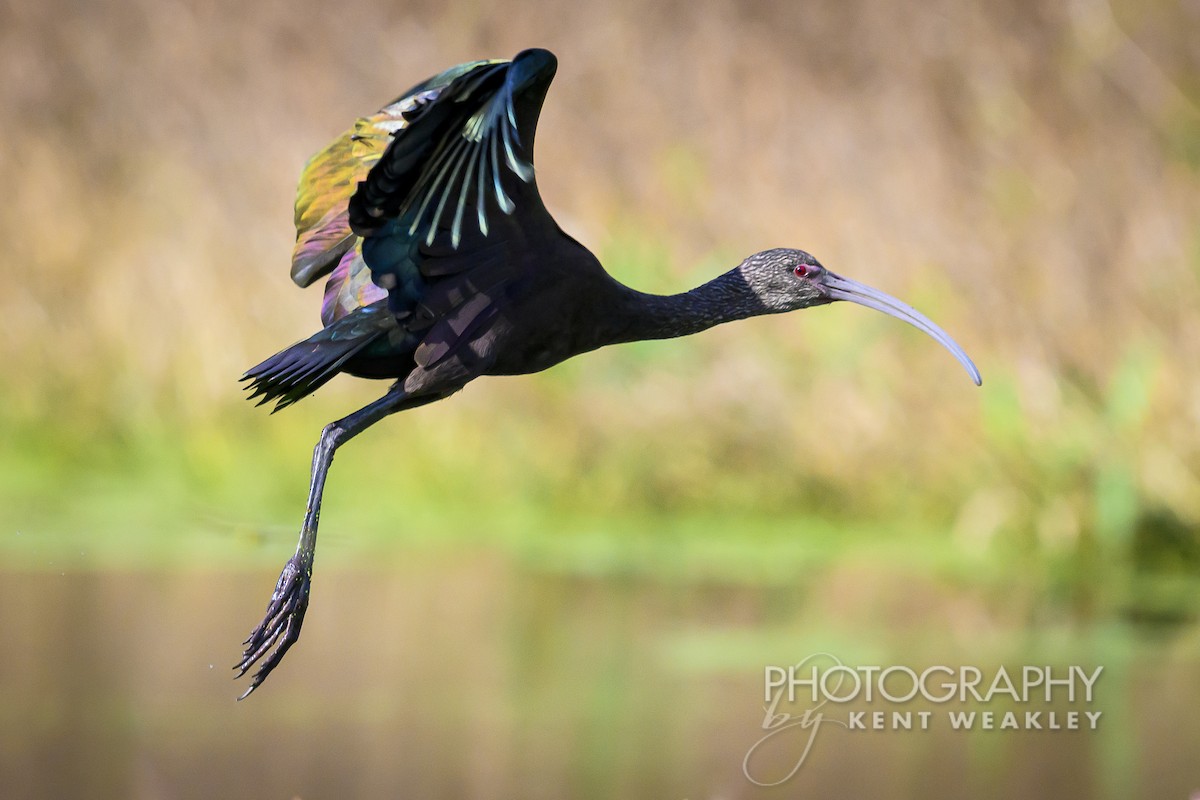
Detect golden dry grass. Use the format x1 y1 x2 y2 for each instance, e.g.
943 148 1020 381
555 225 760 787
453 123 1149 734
1 0 1198 552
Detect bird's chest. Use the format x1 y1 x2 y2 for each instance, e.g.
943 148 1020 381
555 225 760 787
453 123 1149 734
486 322 577 375
484 296 595 376
482 264 619 376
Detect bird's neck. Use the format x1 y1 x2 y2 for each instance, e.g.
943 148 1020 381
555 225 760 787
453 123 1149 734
607 268 768 345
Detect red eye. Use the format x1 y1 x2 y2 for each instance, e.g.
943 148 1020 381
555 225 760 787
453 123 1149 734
793 265 810 278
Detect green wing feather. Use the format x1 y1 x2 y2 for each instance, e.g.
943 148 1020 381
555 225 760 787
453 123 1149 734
289 60 507 301
290 115 393 289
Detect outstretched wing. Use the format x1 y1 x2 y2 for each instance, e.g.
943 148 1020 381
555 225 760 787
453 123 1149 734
347 48 562 372
288 59 506 326
347 57 540 251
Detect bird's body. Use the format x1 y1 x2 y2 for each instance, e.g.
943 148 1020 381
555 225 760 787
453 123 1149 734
235 49 980 698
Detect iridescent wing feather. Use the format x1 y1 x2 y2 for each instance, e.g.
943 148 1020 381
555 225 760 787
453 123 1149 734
245 50 561 410
347 50 560 370
288 59 506 326
348 57 543 269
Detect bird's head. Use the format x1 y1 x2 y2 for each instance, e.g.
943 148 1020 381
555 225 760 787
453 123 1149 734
738 248 982 385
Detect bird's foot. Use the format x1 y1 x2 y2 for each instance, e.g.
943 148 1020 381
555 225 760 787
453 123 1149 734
234 553 311 700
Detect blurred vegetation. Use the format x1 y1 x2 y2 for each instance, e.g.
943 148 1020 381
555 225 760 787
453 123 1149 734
2 0 1199 627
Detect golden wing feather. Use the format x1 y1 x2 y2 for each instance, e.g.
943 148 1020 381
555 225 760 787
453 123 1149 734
290 111 403 289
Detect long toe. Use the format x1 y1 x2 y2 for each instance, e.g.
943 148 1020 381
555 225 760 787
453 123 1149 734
234 555 311 698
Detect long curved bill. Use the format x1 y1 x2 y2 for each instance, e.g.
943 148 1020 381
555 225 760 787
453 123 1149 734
822 272 982 386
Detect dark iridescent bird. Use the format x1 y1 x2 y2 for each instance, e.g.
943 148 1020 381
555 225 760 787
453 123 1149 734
234 48 981 698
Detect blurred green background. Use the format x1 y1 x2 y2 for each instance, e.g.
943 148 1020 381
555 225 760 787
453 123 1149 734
2 0 1199 797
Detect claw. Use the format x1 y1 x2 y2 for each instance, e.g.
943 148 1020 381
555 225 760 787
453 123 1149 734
234 554 311 699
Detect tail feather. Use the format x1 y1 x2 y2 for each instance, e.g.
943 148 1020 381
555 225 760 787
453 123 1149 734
242 312 391 412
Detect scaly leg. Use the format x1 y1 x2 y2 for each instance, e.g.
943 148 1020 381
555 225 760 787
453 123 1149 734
234 387 446 699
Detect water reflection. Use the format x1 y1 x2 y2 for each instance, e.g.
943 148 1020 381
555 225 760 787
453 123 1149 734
1 553 1198 799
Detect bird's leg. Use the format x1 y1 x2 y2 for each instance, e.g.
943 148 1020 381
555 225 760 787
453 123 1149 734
234 387 446 699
